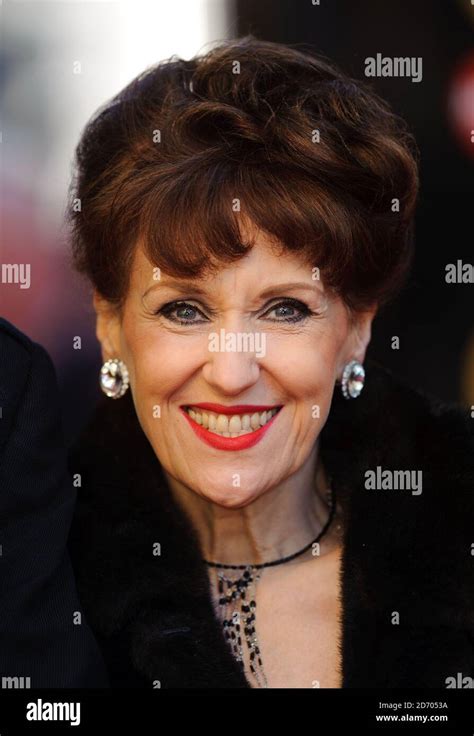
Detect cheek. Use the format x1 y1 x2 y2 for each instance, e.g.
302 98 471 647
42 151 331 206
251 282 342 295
272 320 348 398
271 319 348 435
119 317 199 402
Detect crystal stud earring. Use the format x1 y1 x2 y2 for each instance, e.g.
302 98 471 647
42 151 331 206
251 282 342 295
100 358 130 399
341 359 365 399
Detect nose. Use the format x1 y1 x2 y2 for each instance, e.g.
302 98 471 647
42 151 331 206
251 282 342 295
201 324 261 397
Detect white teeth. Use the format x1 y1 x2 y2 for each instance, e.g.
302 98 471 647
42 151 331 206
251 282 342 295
250 413 260 429
228 415 240 433
185 406 280 436
216 415 228 433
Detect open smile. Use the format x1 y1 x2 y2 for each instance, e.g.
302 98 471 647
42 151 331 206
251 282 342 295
179 403 283 451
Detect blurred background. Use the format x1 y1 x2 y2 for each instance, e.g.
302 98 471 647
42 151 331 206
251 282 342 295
0 0 473 443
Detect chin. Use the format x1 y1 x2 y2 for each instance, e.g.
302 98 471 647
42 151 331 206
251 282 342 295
196 485 262 509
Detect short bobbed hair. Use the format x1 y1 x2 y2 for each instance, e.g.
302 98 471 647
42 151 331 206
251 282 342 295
69 35 419 312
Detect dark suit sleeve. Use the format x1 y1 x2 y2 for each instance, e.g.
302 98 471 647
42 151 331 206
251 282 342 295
0 318 109 687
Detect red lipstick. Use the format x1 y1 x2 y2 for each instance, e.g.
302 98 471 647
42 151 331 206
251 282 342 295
179 405 282 451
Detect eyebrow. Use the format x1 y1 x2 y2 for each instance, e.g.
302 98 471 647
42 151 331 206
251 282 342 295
143 281 323 299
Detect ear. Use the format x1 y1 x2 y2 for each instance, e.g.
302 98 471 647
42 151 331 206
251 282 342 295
93 290 122 363
343 304 378 367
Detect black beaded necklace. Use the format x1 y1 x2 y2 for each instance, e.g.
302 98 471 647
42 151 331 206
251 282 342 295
202 481 336 688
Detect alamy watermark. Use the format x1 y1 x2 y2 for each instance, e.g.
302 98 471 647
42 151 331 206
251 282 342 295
208 329 266 358
26 699 81 726
2 675 31 688
365 466 423 495
365 54 422 83
445 672 474 688
1 263 31 289
445 260 474 284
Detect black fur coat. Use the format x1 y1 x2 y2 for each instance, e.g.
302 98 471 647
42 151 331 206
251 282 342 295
67 360 474 688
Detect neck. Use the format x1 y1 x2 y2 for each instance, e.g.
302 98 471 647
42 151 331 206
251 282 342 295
163 442 338 567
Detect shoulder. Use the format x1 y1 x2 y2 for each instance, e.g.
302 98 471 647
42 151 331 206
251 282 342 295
0 317 59 396
0 315 53 363
323 358 474 557
325 357 474 480
363 359 474 487
0 318 60 456
367 360 473 523
327 359 474 615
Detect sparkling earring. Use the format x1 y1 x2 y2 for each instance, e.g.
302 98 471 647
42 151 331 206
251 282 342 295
100 358 130 399
341 359 365 399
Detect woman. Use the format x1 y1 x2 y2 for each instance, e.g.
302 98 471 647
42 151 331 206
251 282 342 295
67 36 474 689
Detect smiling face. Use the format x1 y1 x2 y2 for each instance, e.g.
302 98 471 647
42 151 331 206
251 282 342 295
95 224 375 509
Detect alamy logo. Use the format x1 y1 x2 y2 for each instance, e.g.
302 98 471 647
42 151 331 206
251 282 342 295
208 329 266 358
364 466 422 495
1 263 31 289
2 675 31 688
445 672 474 688
26 699 81 726
364 54 422 83
445 260 474 284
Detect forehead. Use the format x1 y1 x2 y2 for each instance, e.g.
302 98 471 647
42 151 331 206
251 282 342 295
129 234 318 292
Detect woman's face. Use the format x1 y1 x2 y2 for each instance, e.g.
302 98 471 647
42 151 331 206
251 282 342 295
95 225 375 508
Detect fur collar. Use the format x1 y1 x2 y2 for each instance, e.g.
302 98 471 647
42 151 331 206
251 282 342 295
68 359 474 688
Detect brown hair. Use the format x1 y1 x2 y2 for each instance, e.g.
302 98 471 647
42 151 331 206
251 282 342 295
68 35 419 311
